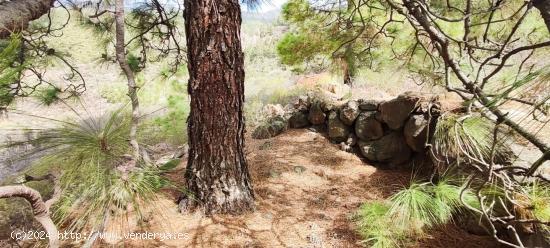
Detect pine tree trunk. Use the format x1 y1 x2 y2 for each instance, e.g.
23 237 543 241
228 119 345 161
342 57 352 86
342 0 355 87
181 0 254 214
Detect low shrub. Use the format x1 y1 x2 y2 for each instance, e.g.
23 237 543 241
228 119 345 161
355 178 476 247
2 109 170 232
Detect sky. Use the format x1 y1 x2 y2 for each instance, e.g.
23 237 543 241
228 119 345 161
254 0 286 12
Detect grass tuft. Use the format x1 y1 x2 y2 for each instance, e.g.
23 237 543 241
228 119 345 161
389 182 443 232
355 178 480 247
432 114 514 169
2 109 168 232
356 201 403 248
35 86 61 106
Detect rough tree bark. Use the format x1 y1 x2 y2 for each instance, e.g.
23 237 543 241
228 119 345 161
114 0 141 160
342 0 355 87
181 0 255 214
0 185 59 248
534 0 550 33
342 55 353 86
0 0 55 38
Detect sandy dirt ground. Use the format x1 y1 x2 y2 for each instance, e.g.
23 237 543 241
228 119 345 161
92 129 502 248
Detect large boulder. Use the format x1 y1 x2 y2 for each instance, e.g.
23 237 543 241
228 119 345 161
289 111 310 128
328 111 350 143
379 92 431 130
308 100 326 125
357 132 412 165
403 115 428 152
358 99 379 111
252 116 287 139
355 111 384 141
339 100 360 126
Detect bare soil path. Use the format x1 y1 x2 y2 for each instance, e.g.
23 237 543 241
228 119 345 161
110 129 501 248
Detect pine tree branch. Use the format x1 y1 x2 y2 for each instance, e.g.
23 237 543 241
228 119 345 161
0 0 55 38
0 185 59 248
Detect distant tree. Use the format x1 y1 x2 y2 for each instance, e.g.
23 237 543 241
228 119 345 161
114 0 141 159
180 0 255 214
277 0 384 86
66 0 183 161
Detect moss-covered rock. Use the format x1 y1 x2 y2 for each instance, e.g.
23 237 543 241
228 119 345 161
252 116 288 139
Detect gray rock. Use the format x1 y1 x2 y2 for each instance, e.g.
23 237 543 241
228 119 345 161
294 95 311 112
357 132 412 165
379 92 429 130
283 103 295 112
252 116 287 139
404 115 428 152
355 111 384 141
308 101 326 125
340 134 357 152
358 99 379 111
340 142 352 152
320 97 339 112
328 111 350 143
289 111 310 128
173 144 189 159
339 100 360 126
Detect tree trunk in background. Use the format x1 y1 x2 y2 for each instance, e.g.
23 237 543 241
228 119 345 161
342 45 354 87
342 0 355 87
182 0 254 214
114 0 141 160
534 0 550 33
0 185 59 248
0 0 55 38
342 57 352 86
